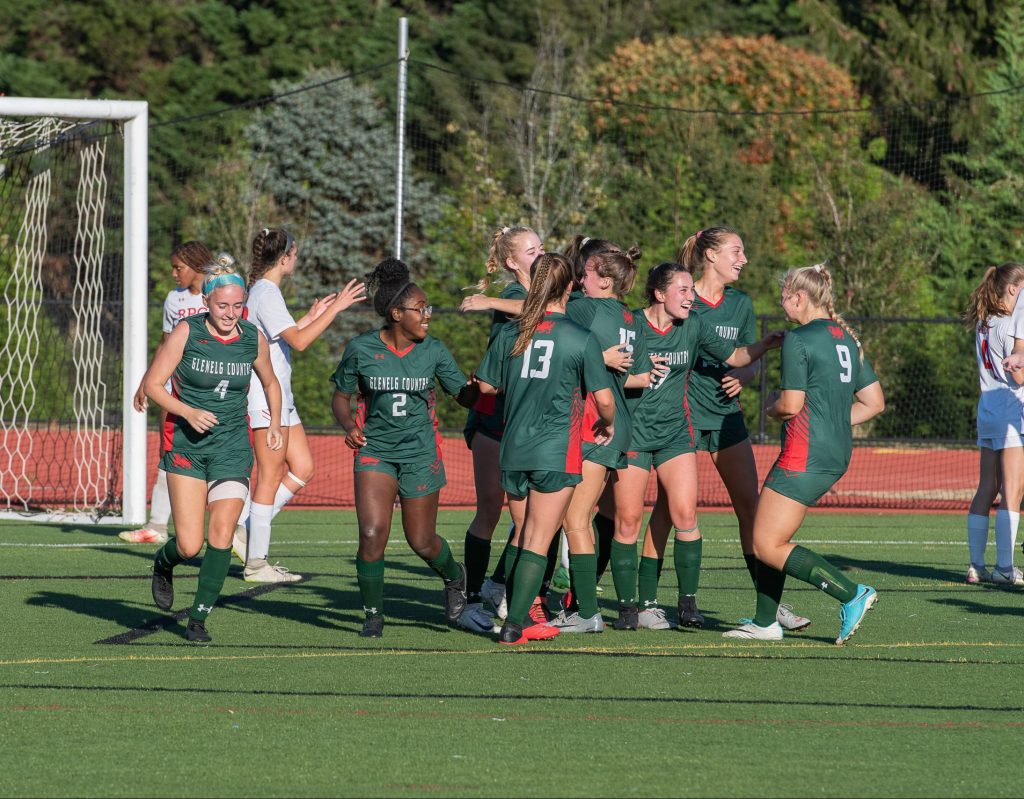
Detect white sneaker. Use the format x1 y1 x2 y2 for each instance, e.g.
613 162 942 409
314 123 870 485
966 564 992 584
776 603 811 631
118 527 168 544
549 610 605 633
722 621 784 640
456 603 499 633
480 578 508 620
637 606 676 630
231 525 247 564
243 558 302 583
991 566 1024 586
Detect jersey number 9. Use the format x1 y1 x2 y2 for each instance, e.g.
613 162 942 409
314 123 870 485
835 345 852 383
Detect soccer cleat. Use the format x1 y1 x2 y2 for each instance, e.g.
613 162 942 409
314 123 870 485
443 562 469 621
676 595 705 629
613 605 639 631
151 565 174 611
966 564 992 584
231 524 248 563
722 621 784 640
549 610 605 633
638 606 676 630
551 564 571 593
527 597 550 625
457 603 499 633
119 527 168 544
522 621 559 640
991 566 1024 586
359 614 384 638
776 603 811 631
498 620 560 645
244 559 301 583
185 619 211 643
836 584 878 645
480 577 508 620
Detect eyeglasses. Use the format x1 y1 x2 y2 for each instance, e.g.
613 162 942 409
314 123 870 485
399 305 433 316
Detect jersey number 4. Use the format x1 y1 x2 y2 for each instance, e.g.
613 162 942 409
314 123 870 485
212 379 229 399
520 340 554 379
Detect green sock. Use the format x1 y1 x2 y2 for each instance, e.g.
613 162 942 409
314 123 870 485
506 550 547 626
743 552 758 587
154 538 185 573
593 513 615 580
490 532 514 584
673 537 702 597
569 553 599 618
610 539 638 605
752 559 787 627
783 545 857 603
189 543 231 622
426 538 462 583
503 545 522 609
356 557 386 616
464 531 491 601
638 556 661 609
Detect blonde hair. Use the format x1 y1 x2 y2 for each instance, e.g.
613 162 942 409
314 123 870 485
676 226 739 275
586 247 641 298
202 252 246 295
511 253 573 357
781 262 863 355
472 225 536 292
963 262 1024 329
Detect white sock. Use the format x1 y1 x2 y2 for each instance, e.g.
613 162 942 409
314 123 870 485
271 472 306 519
967 513 990 567
994 509 1018 571
560 530 570 569
149 469 171 527
248 502 274 561
237 493 252 529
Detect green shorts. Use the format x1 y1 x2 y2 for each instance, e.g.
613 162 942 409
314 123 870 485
626 436 695 472
354 453 447 498
694 411 749 453
160 447 253 482
762 465 843 507
582 442 627 470
501 469 581 497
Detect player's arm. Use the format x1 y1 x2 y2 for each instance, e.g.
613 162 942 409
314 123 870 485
726 330 785 367
1006 338 1024 385
253 332 283 451
590 386 615 444
721 362 759 398
132 331 174 412
143 323 218 434
851 381 885 426
279 279 367 351
332 390 366 449
460 295 524 315
766 389 804 422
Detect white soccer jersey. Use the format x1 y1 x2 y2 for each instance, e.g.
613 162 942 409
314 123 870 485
162 287 206 334
245 279 297 414
975 304 1024 438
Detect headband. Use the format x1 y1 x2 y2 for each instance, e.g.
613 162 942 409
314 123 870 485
385 281 413 313
696 230 703 239
581 236 591 247
261 227 296 255
203 273 247 295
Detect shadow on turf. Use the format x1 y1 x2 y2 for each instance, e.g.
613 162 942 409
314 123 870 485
930 595 1024 616
823 554 962 584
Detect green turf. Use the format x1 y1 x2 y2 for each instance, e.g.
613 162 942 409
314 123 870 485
0 509 1019 797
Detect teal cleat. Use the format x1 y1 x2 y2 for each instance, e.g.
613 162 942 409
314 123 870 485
836 585 877 646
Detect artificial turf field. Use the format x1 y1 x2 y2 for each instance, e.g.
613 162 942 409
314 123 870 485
0 509 1020 798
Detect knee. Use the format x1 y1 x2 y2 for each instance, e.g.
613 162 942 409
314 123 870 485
408 538 439 561
176 541 203 559
359 526 389 554
614 511 643 543
290 465 314 486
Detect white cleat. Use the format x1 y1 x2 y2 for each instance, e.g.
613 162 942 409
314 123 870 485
966 564 992 584
991 566 1024 586
776 603 811 631
243 558 301 583
722 621 784 641
118 527 168 544
637 607 676 630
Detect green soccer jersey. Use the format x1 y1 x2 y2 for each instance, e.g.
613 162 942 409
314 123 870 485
165 314 259 453
628 310 734 453
476 312 611 473
688 286 758 428
774 318 879 474
470 281 530 423
567 296 652 454
332 330 468 463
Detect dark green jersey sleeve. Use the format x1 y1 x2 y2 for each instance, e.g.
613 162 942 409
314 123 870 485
855 351 878 391
581 333 612 395
779 332 808 390
433 339 469 396
476 323 513 391
331 341 360 394
696 314 738 364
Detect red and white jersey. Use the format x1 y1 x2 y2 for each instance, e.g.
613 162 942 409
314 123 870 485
162 287 206 334
976 304 1024 437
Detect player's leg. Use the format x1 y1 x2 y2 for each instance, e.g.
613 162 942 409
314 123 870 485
609 460 650 630
993 439 1024 585
465 432 505 609
121 408 172 544
152 471 208 614
353 467 399 637
245 424 297 581
554 460 610 632
655 453 704 629
966 445 999 583
273 420 314 516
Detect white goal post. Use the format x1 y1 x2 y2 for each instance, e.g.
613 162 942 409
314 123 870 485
0 97 148 525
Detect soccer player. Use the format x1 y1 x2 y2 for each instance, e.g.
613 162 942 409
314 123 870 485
234 227 365 583
475 252 615 646
963 262 1024 586
120 241 213 544
608 262 782 630
677 226 812 632
723 263 885 645
145 254 283 643
456 225 539 632
548 247 654 633
331 258 478 638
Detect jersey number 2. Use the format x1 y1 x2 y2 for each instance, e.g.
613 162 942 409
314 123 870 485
835 345 852 383
520 340 553 379
392 393 407 416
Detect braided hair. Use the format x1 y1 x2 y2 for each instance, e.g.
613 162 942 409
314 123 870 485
366 257 416 320
248 227 296 289
781 263 863 357
512 253 573 357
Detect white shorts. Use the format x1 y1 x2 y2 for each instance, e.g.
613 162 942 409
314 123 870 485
977 427 1024 450
250 406 301 429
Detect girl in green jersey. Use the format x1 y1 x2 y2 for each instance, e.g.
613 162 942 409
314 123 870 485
723 264 885 645
145 255 283 643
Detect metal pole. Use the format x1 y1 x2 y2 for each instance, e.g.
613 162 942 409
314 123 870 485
394 16 409 259
758 315 768 444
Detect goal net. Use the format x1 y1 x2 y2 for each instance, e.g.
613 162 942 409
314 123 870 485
0 99 148 524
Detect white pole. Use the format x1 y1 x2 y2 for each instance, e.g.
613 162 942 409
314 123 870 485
122 103 148 525
394 16 409 260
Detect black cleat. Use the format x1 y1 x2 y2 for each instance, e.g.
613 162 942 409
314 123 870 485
151 565 173 611
498 620 525 645
677 595 705 629
185 619 211 643
613 604 639 631
443 562 468 621
359 614 384 638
